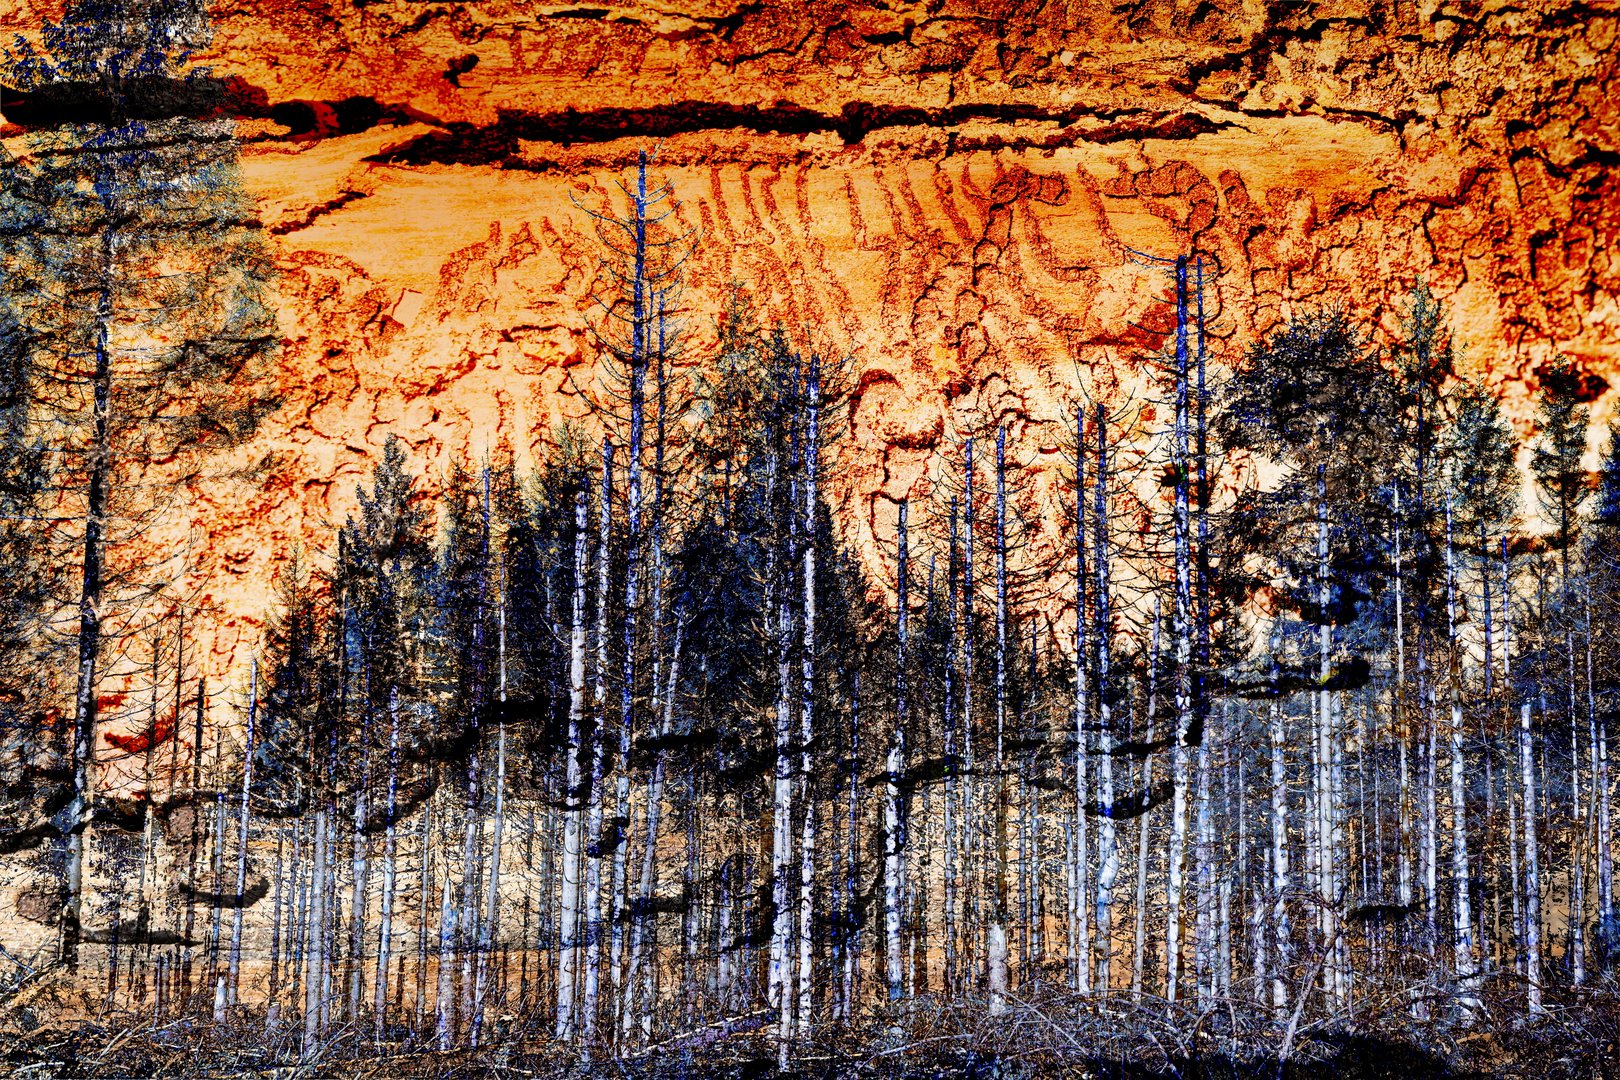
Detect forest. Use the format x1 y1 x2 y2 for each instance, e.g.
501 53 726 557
2 2 1618 1078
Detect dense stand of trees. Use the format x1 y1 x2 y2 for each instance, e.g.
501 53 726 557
4 3 1620 1071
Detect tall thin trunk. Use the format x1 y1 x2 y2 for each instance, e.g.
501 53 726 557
413 775 433 1037
134 637 161 1007
1585 575 1613 936
221 660 258 1018
347 719 371 1029
1446 502 1479 1013
987 433 1011 1014
557 491 590 1043
627 620 681 1043
1094 405 1119 993
1315 467 1345 1007
1166 255 1194 1004
460 473 493 1043
1132 598 1161 1000
60 209 117 970
473 566 508 1046
268 823 287 1029
1268 622 1291 1012
842 672 862 1019
1192 256 1217 1005
1568 593 1586 986
374 687 401 1044
286 821 309 1029
797 364 821 1035
769 418 797 1065
945 498 962 995
1073 414 1092 995
582 439 614 1052
303 801 328 1059
1394 490 1412 930
608 153 653 1039
1520 702 1543 1015
962 439 981 994
886 501 910 1003
436 868 455 1050
208 747 227 1010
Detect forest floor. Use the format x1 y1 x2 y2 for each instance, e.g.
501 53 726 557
3 983 1618 1080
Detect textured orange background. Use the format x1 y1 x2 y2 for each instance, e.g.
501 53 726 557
3 0 1617 743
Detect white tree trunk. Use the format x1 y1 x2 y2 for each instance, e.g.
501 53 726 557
769 451 797 1065
1072 415 1092 994
556 491 589 1043
1166 254 1194 1005
1520 703 1543 1015
303 805 328 1059
627 621 681 1043
885 501 910 1005
1093 407 1118 995
582 440 614 1052
797 369 821 1036
436 871 455 1050
1269 677 1291 1012
222 661 257 1018
1446 502 1479 1014
988 436 1011 1015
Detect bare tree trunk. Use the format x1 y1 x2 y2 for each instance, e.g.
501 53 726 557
1072 414 1092 995
374 688 401 1044
843 673 862 1020
209 756 227 1012
473 593 508 1046
1394 491 1413 943
1565 535 1587 985
961 439 982 995
135 638 162 1009
413 778 433 1037
60 218 117 970
321 803 338 1035
1132 599 1161 1000
1166 255 1195 1005
303 802 328 1059
607 158 652 1044
582 439 614 1053
1315 469 1346 1008
347 744 371 1030
436 868 455 1050
1585 575 1613 941
797 365 821 1036
1520 702 1543 1015
221 661 258 1018
945 498 963 996
1195 718 1214 1009
1424 687 1440 971
1094 405 1119 995
988 434 1011 1015
886 501 910 1004
1446 503 1479 1014
627 621 681 1043
681 758 701 1026
557 491 590 1043
1268 627 1291 1013
268 823 287 1031
769 429 797 1066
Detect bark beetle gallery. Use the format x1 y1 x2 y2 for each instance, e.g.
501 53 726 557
0 1 1617 1076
